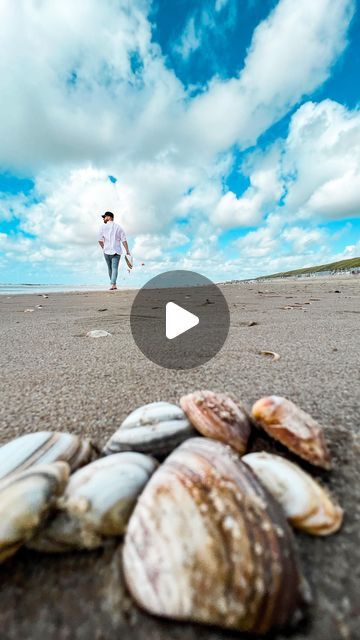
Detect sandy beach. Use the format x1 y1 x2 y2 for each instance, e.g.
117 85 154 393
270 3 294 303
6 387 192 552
0 277 359 640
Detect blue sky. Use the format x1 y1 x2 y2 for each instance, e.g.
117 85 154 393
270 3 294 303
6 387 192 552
0 0 359 286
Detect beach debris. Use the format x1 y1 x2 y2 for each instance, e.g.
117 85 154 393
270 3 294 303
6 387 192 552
123 437 307 634
103 402 196 457
251 396 332 469
29 453 157 552
97 308 108 312
0 431 95 482
259 350 280 361
248 320 258 326
243 452 343 535
0 462 69 563
24 308 34 313
180 390 251 454
86 329 111 338
36 305 43 309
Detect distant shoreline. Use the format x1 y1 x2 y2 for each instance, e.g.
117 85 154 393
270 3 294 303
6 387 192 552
1 269 359 296
0 283 138 296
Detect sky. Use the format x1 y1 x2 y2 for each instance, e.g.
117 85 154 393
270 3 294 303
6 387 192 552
0 0 359 286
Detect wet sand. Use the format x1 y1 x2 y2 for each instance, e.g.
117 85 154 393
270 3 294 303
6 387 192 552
0 277 359 639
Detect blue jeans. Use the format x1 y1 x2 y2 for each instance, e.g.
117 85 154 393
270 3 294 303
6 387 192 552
104 253 120 285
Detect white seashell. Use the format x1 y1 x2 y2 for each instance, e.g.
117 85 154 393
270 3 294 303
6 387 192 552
0 462 69 563
243 452 343 535
103 402 196 457
0 431 94 482
123 438 307 634
86 330 111 338
29 452 157 552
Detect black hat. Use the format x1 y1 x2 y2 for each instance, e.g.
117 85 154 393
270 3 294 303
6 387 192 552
102 211 114 219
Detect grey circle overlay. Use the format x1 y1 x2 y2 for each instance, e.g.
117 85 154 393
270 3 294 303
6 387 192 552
130 270 230 370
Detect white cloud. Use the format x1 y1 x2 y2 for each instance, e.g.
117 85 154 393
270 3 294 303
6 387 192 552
232 215 333 277
284 100 360 219
0 0 184 171
0 0 357 283
133 230 189 260
212 146 283 227
220 99 360 230
235 215 283 258
215 0 230 11
174 17 202 60
282 226 326 252
183 0 355 155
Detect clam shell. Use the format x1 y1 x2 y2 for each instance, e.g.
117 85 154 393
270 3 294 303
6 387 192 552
102 402 196 457
29 452 158 552
180 390 251 454
123 438 306 634
243 452 343 535
251 396 332 469
0 431 95 482
0 462 69 563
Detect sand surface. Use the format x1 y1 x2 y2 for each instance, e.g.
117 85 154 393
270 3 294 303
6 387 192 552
0 277 359 639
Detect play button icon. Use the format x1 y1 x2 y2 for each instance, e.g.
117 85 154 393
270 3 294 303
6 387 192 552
166 302 199 340
130 270 230 370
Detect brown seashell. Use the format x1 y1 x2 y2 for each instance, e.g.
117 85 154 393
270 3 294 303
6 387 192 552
251 396 332 469
180 390 251 454
123 438 307 634
259 350 280 361
243 452 343 535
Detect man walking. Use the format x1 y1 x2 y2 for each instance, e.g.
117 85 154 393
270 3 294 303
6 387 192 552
98 211 131 290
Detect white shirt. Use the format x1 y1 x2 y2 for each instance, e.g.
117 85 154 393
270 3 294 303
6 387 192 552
98 221 127 255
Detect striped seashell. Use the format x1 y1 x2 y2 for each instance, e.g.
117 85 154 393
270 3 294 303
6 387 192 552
102 402 196 457
0 462 69 563
251 396 332 469
29 452 158 552
243 452 343 535
123 438 307 634
0 431 95 482
180 390 251 454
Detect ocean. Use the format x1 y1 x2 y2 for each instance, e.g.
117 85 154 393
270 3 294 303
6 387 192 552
0 283 135 295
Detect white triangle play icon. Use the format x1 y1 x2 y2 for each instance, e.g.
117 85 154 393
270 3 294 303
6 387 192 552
166 302 199 340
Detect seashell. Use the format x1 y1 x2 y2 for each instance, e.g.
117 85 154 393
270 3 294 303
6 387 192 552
123 438 307 634
243 452 343 535
0 462 69 563
251 396 332 469
0 431 95 482
180 390 251 454
259 350 280 361
29 452 157 552
103 402 196 457
86 329 111 338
